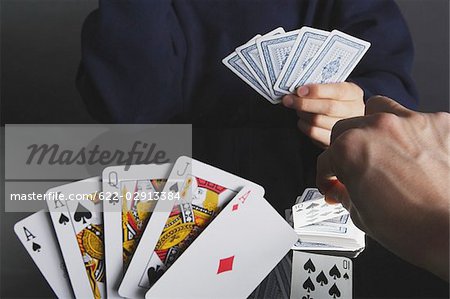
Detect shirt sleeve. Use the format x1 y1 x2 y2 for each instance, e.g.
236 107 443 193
328 0 419 108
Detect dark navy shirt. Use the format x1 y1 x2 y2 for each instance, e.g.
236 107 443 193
77 0 418 212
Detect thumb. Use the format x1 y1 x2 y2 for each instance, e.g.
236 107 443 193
322 179 352 210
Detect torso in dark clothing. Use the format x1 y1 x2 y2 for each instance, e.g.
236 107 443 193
77 0 418 211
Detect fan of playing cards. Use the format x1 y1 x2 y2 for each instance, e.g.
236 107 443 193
223 26 370 104
14 157 298 299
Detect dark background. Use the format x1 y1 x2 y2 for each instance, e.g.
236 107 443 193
1 0 449 298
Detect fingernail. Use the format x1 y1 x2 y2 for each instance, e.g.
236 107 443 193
283 95 294 108
297 86 309 97
322 179 340 204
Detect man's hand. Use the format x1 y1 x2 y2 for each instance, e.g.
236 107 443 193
282 82 365 147
316 96 450 281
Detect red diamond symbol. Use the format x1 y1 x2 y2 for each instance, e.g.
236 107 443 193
217 256 235 274
232 204 239 211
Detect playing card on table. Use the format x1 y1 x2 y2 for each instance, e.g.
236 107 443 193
145 186 297 299
291 251 352 299
236 27 284 103
47 177 105 299
275 27 329 95
296 188 326 204
256 29 300 100
14 210 74 298
293 197 347 229
290 30 370 92
222 35 273 102
119 156 264 299
102 164 171 299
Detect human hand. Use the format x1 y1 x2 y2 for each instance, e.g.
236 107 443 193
316 96 450 281
282 82 365 148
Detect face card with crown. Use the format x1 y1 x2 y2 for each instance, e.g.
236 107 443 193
145 186 297 299
140 174 238 289
119 157 265 299
102 164 172 299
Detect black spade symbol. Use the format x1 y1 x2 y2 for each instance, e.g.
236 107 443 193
302 277 315 292
316 270 328 286
329 265 341 280
169 183 178 193
329 283 341 298
109 193 119 205
73 203 92 224
343 273 349 280
147 265 164 286
304 258 316 273
59 213 69 225
32 242 41 252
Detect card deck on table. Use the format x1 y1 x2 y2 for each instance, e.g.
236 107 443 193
47 177 105 299
292 197 347 228
290 30 371 92
145 186 297 299
290 188 365 257
296 188 326 204
119 156 265 298
102 163 172 299
291 251 352 299
14 210 74 298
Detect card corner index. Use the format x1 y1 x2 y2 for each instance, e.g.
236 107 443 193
13 218 25 235
175 155 192 164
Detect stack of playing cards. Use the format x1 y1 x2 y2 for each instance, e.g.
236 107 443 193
222 26 371 104
286 189 363 298
14 157 298 299
287 188 365 258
